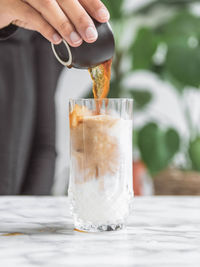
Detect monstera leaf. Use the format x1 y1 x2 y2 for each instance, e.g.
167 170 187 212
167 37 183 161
131 10 200 90
189 137 200 172
161 11 200 89
138 123 180 176
131 27 158 70
157 11 200 41
165 45 200 89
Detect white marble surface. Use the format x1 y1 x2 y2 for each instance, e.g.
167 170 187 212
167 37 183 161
0 197 200 267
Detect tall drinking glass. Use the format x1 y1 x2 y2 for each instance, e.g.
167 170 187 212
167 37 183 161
68 98 133 232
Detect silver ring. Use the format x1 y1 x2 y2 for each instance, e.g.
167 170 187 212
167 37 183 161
51 40 73 67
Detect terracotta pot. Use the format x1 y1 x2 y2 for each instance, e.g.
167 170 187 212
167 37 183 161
154 168 200 195
133 161 144 196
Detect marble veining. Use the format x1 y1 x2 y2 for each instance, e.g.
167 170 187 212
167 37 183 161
0 196 200 267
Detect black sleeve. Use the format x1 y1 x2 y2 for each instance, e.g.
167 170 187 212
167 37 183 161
0 24 18 41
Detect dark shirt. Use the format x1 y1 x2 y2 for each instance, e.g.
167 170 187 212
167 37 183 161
0 24 18 40
0 25 63 195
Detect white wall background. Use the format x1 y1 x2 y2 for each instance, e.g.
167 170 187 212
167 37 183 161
52 0 200 195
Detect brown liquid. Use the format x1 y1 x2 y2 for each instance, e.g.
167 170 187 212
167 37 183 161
89 59 112 99
89 59 112 114
70 59 112 127
69 59 115 184
2 232 25 236
70 115 120 182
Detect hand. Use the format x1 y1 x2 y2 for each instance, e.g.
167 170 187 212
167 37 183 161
0 0 110 46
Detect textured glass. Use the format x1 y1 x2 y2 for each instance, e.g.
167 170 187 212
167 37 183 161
68 99 133 232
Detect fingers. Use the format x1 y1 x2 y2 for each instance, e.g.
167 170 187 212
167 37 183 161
58 0 98 43
79 0 110 23
24 0 83 47
14 0 110 47
13 1 62 44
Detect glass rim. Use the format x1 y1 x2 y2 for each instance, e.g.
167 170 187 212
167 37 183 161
68 98 134 101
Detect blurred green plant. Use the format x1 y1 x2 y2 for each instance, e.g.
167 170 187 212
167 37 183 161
129 90 152 110
138 123 180 176
85 0 200 176
133 11 200 89
102 0 124 19
189 138 200 172
130 6 200 174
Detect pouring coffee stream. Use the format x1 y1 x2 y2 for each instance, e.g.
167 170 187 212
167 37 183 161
51 20 114 103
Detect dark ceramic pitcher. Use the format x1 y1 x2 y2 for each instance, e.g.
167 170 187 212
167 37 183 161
51 20 115 69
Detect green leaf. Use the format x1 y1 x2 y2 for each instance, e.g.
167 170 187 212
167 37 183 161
132 11 200 89
153 11 200 89
165 128 180 158
101 0 124 20
138 123 166 175
131 27 158 70
138 123 180 175
129 90 153 110
166 44 200 88
157 11 200 42
189 137 200 172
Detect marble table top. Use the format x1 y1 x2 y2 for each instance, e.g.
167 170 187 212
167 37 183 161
0 196 200 267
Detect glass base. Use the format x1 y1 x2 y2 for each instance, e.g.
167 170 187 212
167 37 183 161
74 222 125 233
